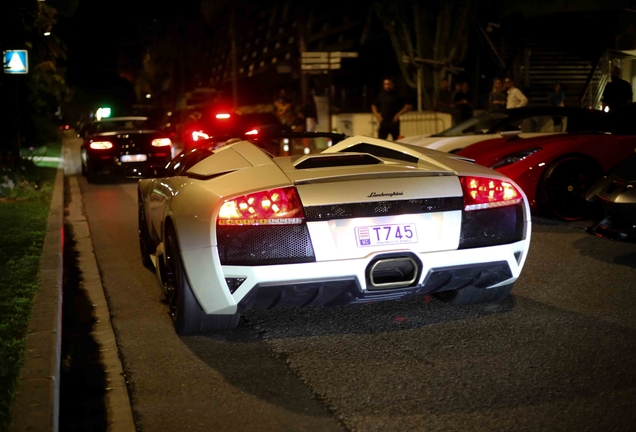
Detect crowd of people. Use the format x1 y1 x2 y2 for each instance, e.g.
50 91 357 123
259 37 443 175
276 65 634 141
435 75 530 125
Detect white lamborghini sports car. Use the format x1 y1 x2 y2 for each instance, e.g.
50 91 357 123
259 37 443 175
137 134 532 335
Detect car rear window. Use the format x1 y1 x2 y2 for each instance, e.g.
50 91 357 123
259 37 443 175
94 119 157 132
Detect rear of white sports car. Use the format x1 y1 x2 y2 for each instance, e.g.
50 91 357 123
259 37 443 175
146 137 531 334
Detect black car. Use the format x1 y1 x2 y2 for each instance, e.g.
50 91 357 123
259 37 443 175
178 109 289 152
80 116 173 183
586 151 636 242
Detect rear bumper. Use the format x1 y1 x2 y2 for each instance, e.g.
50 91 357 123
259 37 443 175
87 156 170 178
181 238 530 315
236 260 513 312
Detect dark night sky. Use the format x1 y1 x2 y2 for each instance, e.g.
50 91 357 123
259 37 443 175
58 0 201 99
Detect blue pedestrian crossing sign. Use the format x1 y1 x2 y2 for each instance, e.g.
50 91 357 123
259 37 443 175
3 50 29 74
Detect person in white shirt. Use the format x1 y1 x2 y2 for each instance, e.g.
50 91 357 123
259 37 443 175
504 77 529 108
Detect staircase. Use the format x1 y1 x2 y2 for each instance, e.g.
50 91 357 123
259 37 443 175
581 51 613 110
520 40 597 107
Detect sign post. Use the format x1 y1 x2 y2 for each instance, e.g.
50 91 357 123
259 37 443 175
4 49 29 166
3 50 29 75
300 51 358 132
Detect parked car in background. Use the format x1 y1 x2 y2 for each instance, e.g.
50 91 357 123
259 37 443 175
586 150 636 242
457 103 636 221
175 107 289 152
399 106 605 153
183 131 346 158
138 134 531 335
80 116 173 183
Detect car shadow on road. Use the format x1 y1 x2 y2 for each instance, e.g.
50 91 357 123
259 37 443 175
240 293 518 339
177 294 517 426
573 234 636 269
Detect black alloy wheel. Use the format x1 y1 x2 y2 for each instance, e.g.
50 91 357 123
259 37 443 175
543 157 603 221
164 229 179 326
138 198 154 269
164 227 240 335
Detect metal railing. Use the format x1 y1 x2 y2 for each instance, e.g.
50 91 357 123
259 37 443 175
581 51 612 110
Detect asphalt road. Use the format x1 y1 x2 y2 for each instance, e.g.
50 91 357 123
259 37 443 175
66 135 636 431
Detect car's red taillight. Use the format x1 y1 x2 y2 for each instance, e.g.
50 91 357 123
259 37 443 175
459 176 522 211
152 138 172 147
192 131 209 141
89 141 113 150
245 129 259 135
218 186 304 226
215 113 231 119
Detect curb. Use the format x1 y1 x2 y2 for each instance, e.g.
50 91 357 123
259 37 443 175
65 176 136 432
9 165 65 432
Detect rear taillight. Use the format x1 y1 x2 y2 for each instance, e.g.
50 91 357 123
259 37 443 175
459 176 522 211
192 131 209 141
245 129 259 135
218 186 304 226
215 113 231 119
89 141 113 150
152 138 172 147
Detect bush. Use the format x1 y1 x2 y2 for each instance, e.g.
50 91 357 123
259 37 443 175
0 161 54 200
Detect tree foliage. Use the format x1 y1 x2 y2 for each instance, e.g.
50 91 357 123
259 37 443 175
0 0 74 161
374 0 474 109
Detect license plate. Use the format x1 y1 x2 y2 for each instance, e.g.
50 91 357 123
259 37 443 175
120 154 147 163
355 224 418 247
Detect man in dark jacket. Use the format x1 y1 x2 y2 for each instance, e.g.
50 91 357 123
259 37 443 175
602 66 633 112
371 78 412 140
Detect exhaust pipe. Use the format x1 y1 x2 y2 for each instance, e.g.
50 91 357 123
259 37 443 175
366 255 420 290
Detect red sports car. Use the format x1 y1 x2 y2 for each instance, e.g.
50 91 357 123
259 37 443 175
458 103 636 220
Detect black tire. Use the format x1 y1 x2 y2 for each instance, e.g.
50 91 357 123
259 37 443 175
85 165 100 183
138 197 154 269
541 157 603 221
165 227 240 335
435 283 513 306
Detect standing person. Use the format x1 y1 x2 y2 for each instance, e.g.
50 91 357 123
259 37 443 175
371 78 412 140
547 83 565 107
504 77 528 108
273 89 296 127
488 78 508 113
300 95 318 132
602 65 633 112
436 78 452 111
460 81 474 120
452 81 472 122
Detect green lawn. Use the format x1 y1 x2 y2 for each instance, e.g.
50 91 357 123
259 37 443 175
20 141 63 169
0 165 56 432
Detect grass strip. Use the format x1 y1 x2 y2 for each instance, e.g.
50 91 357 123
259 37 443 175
0 167 55 432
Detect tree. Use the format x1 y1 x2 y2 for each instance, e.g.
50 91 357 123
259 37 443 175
0 0 73 163
374 0 474 110
136 16 217 111
200 0 262 109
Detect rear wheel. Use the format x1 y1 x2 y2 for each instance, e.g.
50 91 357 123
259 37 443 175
165 227 239 335
435 283 513 306
138 197 154 268
542 157 603 221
